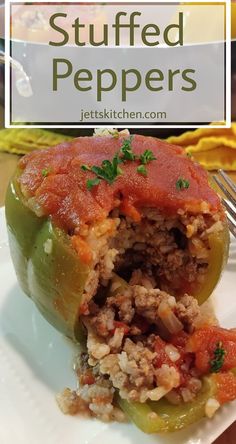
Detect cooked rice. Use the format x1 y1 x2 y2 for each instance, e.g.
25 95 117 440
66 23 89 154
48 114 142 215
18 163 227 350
58 207 223 421
79 208 223 309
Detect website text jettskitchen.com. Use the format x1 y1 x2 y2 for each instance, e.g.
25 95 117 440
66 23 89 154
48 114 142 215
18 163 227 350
80 108 167 122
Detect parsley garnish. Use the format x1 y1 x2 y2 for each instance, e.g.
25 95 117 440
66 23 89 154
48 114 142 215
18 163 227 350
91 153 123 185
176 177 190 190
139 149 157 165
41 168 51 177
81 165 91 172
81 136 157 190
137 165 147 176
210 341 226 373
120 136 136 161
86 177 100 190
186 152 193 158
83 153 123 190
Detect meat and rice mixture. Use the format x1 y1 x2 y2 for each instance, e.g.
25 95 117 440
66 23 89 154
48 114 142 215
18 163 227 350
57 205 223 421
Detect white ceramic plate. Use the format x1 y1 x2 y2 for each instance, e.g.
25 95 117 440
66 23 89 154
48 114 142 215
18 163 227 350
0 206 236 444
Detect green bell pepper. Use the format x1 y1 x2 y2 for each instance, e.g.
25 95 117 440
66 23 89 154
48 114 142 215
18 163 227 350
5 174 90 341
192 225 230 305
118 376 216 433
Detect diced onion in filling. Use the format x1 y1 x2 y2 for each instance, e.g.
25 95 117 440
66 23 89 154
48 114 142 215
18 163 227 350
165 344 181 362
158 301 183 334
146 386 170 401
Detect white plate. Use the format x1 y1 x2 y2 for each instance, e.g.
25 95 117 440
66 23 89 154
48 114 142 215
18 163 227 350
0 206 236 444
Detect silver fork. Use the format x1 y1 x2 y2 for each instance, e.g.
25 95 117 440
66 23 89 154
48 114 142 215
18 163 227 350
213 170 236 239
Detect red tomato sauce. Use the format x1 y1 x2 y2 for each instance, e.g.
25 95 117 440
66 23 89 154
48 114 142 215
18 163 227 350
18 135 221 230
187 326 236 374
153 328 236 396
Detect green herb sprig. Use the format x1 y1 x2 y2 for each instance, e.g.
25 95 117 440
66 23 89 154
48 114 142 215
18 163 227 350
137 165 147 176
140 149 157 165
41 168 51 177
91 154 123 185
176 177 190 190
81 136 157 190
210 341 226 373
137 149 157 176
81 153 123 189
86 177 100 190
120 136 136 161
81 165 91 172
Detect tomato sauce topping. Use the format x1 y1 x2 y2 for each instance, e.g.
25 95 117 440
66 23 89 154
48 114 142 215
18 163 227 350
18 135 222 230
187 326 236 374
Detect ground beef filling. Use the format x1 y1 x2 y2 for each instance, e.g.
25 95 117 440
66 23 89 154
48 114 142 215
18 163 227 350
82 284 201 402
110 209 212 297
80 208 222 313
57 286 204 420
57 209 222 420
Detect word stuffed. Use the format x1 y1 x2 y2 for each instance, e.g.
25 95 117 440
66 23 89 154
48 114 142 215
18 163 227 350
49 11 184 47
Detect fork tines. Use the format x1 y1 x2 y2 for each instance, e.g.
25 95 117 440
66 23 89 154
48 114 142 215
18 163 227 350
213 170 236 239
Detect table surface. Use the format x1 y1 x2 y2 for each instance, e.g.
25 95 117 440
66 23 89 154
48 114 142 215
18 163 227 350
0 151 236 444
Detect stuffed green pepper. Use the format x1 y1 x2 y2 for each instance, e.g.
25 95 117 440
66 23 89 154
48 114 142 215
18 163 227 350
6 131 236 433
